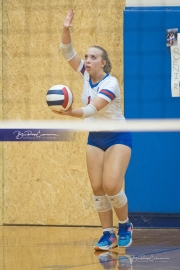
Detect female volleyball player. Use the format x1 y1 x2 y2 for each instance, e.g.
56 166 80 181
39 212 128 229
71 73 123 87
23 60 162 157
56 9 133 251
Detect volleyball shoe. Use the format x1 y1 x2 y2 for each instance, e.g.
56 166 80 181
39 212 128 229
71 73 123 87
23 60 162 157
118 222 133 247
94 231 118 251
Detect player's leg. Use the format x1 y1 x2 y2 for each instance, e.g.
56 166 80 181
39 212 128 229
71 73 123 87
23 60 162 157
86 144 117 250
103 144 133 247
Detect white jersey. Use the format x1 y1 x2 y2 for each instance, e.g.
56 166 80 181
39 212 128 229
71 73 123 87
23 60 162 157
77 60 125 123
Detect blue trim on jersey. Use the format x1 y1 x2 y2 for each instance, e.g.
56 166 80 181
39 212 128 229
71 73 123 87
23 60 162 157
89 74 109 88
99 89 116 100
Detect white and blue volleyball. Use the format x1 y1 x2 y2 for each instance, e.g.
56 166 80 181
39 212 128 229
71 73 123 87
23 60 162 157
46 85 73 112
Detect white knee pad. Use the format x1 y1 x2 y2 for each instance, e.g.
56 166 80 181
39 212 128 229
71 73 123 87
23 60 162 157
93 195 112 212
106 190 127 209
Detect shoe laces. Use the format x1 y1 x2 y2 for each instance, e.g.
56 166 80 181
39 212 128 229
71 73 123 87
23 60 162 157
98 231 111 243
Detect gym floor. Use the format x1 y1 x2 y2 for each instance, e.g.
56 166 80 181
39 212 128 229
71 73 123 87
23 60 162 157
1 226 180 270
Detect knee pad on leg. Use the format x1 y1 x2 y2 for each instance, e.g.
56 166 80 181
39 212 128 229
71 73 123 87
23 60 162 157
106 190 127 209
93 195 112 212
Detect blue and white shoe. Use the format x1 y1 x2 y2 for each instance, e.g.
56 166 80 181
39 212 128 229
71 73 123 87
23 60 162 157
94 231 118 251
118 222 133 247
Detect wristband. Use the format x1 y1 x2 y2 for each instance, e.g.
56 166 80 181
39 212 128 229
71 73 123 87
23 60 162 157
60 42 76 61
81 104 97 118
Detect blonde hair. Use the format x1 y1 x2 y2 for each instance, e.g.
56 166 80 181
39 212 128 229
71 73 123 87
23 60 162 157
90 46 112 73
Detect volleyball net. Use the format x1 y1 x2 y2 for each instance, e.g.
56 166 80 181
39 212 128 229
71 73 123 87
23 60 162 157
0 119 179 141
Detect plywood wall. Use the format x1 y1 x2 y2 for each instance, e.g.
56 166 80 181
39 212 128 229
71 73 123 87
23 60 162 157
1 0 125 225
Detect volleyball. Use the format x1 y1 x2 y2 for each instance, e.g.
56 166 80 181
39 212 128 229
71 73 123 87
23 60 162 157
46 84 73 112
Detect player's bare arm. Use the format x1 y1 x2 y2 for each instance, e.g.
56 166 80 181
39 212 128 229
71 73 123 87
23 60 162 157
61 9 81 71
53 96 108 118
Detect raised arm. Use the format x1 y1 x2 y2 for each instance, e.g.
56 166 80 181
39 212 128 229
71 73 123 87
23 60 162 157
60 9 81 71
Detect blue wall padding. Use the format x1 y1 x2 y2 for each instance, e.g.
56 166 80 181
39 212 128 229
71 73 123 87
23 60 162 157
124 7 180 213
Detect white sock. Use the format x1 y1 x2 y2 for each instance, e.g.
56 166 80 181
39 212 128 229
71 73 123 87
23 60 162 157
118 218 129 224
103 228 114 234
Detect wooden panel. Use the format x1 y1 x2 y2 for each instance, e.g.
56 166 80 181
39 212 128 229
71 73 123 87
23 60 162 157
2 0 125 225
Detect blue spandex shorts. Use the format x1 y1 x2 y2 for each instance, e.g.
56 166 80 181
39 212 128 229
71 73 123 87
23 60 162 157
87 131 132 151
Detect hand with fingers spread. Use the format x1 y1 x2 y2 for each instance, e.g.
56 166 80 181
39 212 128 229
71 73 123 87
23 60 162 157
63 9 74 29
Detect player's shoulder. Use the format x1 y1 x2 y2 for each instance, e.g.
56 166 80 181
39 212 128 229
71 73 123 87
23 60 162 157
103 74 119 87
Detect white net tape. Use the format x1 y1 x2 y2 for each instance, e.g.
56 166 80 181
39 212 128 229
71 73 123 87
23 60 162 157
0 119 180 131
